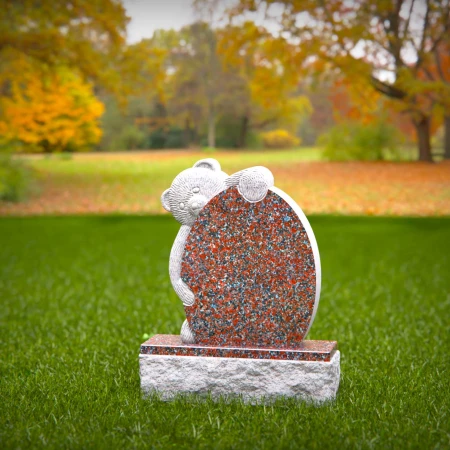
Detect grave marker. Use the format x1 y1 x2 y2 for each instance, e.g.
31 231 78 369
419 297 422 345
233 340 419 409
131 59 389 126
140 159 340 403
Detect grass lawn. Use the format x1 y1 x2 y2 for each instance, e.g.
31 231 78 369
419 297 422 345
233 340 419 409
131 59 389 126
1 148 449 216
1 215 449 449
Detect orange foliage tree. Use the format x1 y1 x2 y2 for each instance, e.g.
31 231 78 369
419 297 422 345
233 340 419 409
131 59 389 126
329 77 382 125
0 63 104 153
420 41 450 158
328 76 419 141
231 0 450 161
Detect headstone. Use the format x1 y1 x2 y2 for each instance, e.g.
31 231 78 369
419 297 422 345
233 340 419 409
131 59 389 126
140 159 340 403
181 187 319 348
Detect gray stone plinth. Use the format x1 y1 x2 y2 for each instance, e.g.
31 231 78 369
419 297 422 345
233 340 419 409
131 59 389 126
139 351 340 403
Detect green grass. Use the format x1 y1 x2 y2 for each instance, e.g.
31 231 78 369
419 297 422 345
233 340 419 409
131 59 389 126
1 215 449 449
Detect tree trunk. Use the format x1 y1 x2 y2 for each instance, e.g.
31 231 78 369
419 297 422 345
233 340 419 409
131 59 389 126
414 116 433 162
207 101 215 148
444 115 450 160
191 127 199 146
206 23 217 149
41 139 52 154
184 117 191 148
237 116 249 148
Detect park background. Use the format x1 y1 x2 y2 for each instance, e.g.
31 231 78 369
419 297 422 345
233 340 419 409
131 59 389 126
1 1 449 449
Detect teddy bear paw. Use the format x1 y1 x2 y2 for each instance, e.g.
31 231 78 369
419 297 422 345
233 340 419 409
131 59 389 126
180 320 195 344
238 169 273 203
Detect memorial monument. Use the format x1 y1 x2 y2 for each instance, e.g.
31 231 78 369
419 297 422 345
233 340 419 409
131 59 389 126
139 158 340 402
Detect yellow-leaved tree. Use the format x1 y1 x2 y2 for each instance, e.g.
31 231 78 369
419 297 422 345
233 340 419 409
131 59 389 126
0 63 104 153
218 22 311 147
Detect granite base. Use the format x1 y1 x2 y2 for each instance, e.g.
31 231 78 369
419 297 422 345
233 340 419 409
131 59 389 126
139 335 340 403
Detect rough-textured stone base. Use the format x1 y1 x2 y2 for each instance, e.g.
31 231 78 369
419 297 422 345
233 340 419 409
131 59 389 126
139 351 340 403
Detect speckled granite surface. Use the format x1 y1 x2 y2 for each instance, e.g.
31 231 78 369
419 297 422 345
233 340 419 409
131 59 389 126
140 335 337 362
181 187 318 347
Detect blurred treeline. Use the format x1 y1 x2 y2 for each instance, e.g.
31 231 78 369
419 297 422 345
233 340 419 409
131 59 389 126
0 0 449 161
99 22 312 151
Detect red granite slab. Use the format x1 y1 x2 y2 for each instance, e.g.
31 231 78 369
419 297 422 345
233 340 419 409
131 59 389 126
140 335 337 362
181 187 320 348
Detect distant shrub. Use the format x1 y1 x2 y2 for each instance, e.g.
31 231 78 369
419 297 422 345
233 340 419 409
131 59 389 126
0 155 36 202
148 128 166 149
117 126 147 150
214 116 249 148
245 131 264 149
318 121 401 161
164 128 185 149
147 127 186 149
262 129 301 149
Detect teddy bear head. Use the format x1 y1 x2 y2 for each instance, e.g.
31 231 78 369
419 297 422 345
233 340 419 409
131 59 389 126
161 158 227 226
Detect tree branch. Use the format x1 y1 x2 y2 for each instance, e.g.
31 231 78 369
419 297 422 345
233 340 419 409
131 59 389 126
380 0 404 67
401 0 415 40
252 115 279 129
416 0 430 70
371 76 406 99
434 46 449 83
427 2 450 55
422 67 435 81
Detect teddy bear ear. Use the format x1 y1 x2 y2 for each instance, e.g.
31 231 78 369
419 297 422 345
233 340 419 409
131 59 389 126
193 158 221 172
161 189 171 212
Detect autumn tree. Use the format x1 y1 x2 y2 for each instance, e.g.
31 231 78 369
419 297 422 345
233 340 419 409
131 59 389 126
231 0 450 161
0 0 133 154
0 0 128 94
122 27 210 148
423 40 450 159
167 23 220 147
438 42 450 159
218 21 311 146
0 61 104 152
193 0 223 148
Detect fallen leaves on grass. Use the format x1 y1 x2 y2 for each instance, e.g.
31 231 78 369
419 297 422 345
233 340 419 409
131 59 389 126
0 159 449 217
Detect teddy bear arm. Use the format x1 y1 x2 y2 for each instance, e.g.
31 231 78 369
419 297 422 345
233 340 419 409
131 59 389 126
169 225 195 306
175 279 195 306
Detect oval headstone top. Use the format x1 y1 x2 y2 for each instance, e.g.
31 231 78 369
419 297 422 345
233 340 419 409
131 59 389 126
181 186 321 348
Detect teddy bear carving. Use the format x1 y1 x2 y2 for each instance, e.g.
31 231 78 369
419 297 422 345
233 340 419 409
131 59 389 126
161 158 274 343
